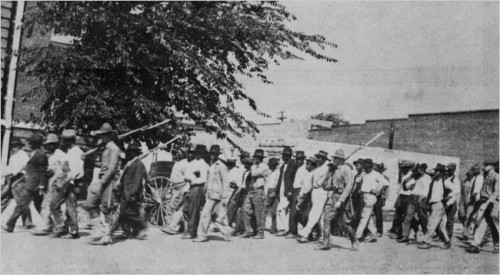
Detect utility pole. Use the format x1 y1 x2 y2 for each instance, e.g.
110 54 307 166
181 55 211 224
278 111 287 122
388 122 395 149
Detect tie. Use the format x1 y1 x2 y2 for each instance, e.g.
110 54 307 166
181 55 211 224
276 163 286 195
244 171 252 190
469 176 477 201
426 179 436 204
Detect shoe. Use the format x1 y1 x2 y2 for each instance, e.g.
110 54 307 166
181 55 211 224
275 231 289 237
32 229 51 236
465 246 480 254
181 234 195 239
192 237 209 242
135 230 148 240
370 238 377 243
432 236 441 242
351 240 360 251
1 225 13 233
456 235 470 241
212 227 221 233
23 224 34 230
286 234 298 239
397 238 410 243
297 236 309 243
387 228 396 234
240 232 253 238
442 241 451 249
264 227 272 233
90 236 112 246
314 244 331 250
60 233 80 239
361 236 376 243
252 234 264 239
376 233 383 238
223 228 234 241
417 242 432 249
114 233 131 240
161 227 179 235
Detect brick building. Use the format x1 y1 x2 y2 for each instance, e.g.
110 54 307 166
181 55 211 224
308 109 499 178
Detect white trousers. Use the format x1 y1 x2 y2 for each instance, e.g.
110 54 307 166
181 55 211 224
276 196 289 232
299 188 328 238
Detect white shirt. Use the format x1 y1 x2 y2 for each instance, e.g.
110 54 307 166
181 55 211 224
170 159 189 184
266 169 280 194
411 174 431 197
471 174 484 195
428 178 445 203
228 166 244 188
66 145 84 181
400 171 414 196
278 162 288 197
3 149 30 176
48 149 69 185
361 170 389 193
444 174 461 205
250 163 269 189
185 158 209 185
299 170 316 196
292 164 308 189
312 163 329 189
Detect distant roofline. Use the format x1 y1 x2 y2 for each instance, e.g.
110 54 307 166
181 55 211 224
309 108 499 131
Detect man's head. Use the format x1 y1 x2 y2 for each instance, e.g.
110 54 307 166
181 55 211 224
226 158 237 170
239 151 250 163
305 156 318 172
295 151 306 166
363 158 374 173
484 160 497 173
353 158 364 173
253 149 265 165
10 137 24 154
433 163 446 179
126 141 142 158
446 163 457 177
281 146 293 162
92 123 116 143
332 149 345 166
194 144 207 160
61 129 77 150
242 157 253 170
268 157 279 171
314 150 328 166
209 144 221 163
43 134 60 154
28 133 43 149
471 164 481 176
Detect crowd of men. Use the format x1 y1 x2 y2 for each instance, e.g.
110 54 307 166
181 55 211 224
1 122 498 255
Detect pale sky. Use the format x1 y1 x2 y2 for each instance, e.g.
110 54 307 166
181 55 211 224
236 1 499 124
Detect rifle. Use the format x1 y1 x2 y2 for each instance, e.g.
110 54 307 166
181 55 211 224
345 131 385 161
82 119 171 159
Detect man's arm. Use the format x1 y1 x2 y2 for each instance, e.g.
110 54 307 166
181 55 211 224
100 146 121 187
339 167 353 204
484 174 499 206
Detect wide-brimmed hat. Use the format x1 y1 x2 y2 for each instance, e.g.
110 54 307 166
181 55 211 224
61 129 77 139
353 158 364 166
332 149 346 160
268 158 279 165
470 164 481 173
306 156 318 166
363 158 374 167
28 133 43 146
242 157 254 165
209 144 222 155
43 134 59 145
434 163 446 172
295 151 306 159
484 160 497 167
127 141 142 151
239 151 250 158
91 123 116 136
10 137 24 147
447 163 457 170
226 158 237 164
253 149 265 158
282 146 293 156
194 144 207 153
374 162 386 171
399 160 415 168
315 150 328 160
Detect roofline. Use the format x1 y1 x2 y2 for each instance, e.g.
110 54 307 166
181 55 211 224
408 109 499 118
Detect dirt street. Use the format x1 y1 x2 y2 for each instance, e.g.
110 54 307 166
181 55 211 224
1 221 498 274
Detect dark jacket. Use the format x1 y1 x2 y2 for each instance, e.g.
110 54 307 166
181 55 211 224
275 160 299 198
24 149 49 192
120 158 147 202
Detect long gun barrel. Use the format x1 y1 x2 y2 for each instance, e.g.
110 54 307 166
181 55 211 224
345 131 384 161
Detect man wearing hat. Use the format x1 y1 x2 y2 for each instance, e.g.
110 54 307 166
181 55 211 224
317 149 359 251
435 163 461 240
241 149 269 239
33 134 71 236
355 159 389 243
351 158 365 230
182 144 209 239
418 163 451 249
227 156 253 235
458 171 474 234
2 137 29 212
84 123 123 245
466 160 499 254
114 141 148 240
459 164 484 241
296 150 330 243
161 146 194 235
3 133 49 233
264 157 280 233
274 147 300 237
373 162 390 237
388 160 415 237
288 151 307 238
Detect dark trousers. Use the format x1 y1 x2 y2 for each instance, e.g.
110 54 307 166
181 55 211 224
119 199 147 236
50 187 79 234
374 195 384 234
288 188 301 234
323 198 356 244
350 192 363 230
182 185 205 237
391 194 411 237
227 189 246 227
402 195 428 238
6 184 37 229
437 202 458 239
243 188 265 235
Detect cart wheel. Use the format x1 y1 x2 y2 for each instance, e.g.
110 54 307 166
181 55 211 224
144 176 172 226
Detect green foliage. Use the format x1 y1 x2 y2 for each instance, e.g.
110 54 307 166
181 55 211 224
20 1 337 143
311 112 349 127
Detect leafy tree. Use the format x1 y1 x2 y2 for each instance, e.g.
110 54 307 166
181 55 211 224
311 112 349 127
20 1 337 144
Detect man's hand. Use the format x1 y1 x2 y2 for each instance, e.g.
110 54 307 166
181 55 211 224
334 201 341 208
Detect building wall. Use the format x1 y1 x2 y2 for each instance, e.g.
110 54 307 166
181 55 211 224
308 109 499 179
1 1 15 119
